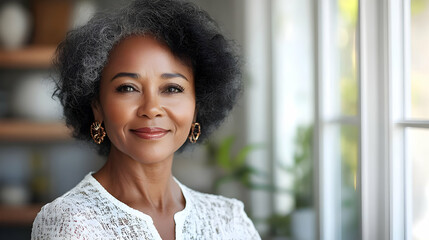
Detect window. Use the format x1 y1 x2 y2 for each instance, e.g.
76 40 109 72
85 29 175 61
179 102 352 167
245 0 428 239
271 0 360 239
316 0 360 239
272 0 315 238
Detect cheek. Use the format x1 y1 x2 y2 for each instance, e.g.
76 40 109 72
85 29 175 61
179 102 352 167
100 94 137 138
163 97 195 133
104 98 136 121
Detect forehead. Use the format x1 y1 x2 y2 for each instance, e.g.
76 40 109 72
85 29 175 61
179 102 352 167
109 35 169 59
102 35 193 77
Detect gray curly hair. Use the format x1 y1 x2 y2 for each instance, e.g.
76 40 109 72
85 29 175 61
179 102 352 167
54 0 242 155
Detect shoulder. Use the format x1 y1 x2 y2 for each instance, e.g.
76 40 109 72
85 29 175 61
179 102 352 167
37 173 97 216
180 185 261 239
31 174 102 239
185 185 245 213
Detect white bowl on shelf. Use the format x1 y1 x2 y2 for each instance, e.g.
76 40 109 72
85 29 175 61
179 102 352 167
11 74 63 121
0 2 30 50
0 184 30 205
70 0 97 29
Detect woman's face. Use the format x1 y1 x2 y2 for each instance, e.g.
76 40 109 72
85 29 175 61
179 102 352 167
92 36 195 164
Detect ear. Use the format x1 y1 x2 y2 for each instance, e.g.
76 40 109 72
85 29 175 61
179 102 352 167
91 99 104 122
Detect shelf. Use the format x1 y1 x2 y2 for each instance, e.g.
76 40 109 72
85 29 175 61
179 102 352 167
0 204 42 225
0 120 72 141
0 45 56 68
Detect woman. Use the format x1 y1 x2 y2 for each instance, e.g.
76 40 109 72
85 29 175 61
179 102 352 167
31 0 260 239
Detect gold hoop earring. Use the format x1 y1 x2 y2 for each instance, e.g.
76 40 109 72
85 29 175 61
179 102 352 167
189 122 201 143
91 121 106 144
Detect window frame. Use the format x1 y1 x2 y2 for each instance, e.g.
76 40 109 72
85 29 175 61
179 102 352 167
397 0 429 239
317 0 429 239
248 0 429 238
358 0 429 239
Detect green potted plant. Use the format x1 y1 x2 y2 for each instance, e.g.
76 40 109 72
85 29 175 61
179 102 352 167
205 136 267 195
266 125 314 239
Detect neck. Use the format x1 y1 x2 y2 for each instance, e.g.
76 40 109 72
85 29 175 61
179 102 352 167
93 146 183 213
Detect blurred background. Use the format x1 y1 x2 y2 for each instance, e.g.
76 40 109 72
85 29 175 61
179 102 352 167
0 0 428 239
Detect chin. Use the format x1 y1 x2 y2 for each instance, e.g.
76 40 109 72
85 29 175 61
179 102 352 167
128 143 183 164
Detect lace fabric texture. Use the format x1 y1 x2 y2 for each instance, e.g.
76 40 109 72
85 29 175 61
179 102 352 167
31 173 261 240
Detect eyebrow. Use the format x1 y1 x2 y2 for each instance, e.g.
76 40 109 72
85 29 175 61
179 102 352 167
111 72 140 81
161 73 188 81
110 72 188 81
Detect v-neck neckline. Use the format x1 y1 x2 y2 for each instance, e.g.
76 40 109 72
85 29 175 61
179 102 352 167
86 172 192 240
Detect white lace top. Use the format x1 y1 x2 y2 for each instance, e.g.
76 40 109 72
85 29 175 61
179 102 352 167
31 173 261 239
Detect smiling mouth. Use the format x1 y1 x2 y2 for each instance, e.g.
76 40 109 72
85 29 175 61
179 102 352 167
131 127 169 140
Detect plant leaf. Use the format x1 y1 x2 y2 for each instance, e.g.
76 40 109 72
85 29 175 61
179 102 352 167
216 136 235 170
233 143 262 168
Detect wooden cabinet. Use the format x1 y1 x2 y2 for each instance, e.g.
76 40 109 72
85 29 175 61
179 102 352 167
0 120 71 142
0 204 42 225
0 45 71 142
0 45 71 226
0 46 56 68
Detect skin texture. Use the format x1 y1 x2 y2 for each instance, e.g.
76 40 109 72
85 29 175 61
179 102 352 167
91 36 196 240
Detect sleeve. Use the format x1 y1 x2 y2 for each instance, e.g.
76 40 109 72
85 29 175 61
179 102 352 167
31 205 47 239
31 200 92 240
232 200 262 240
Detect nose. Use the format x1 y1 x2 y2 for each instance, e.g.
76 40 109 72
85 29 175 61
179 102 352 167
137 91 164 119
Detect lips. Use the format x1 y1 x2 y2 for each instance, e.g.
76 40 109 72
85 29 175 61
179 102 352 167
131 127 169 140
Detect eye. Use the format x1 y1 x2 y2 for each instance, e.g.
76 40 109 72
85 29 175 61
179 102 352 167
116 84 137 93
164 84 184 94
